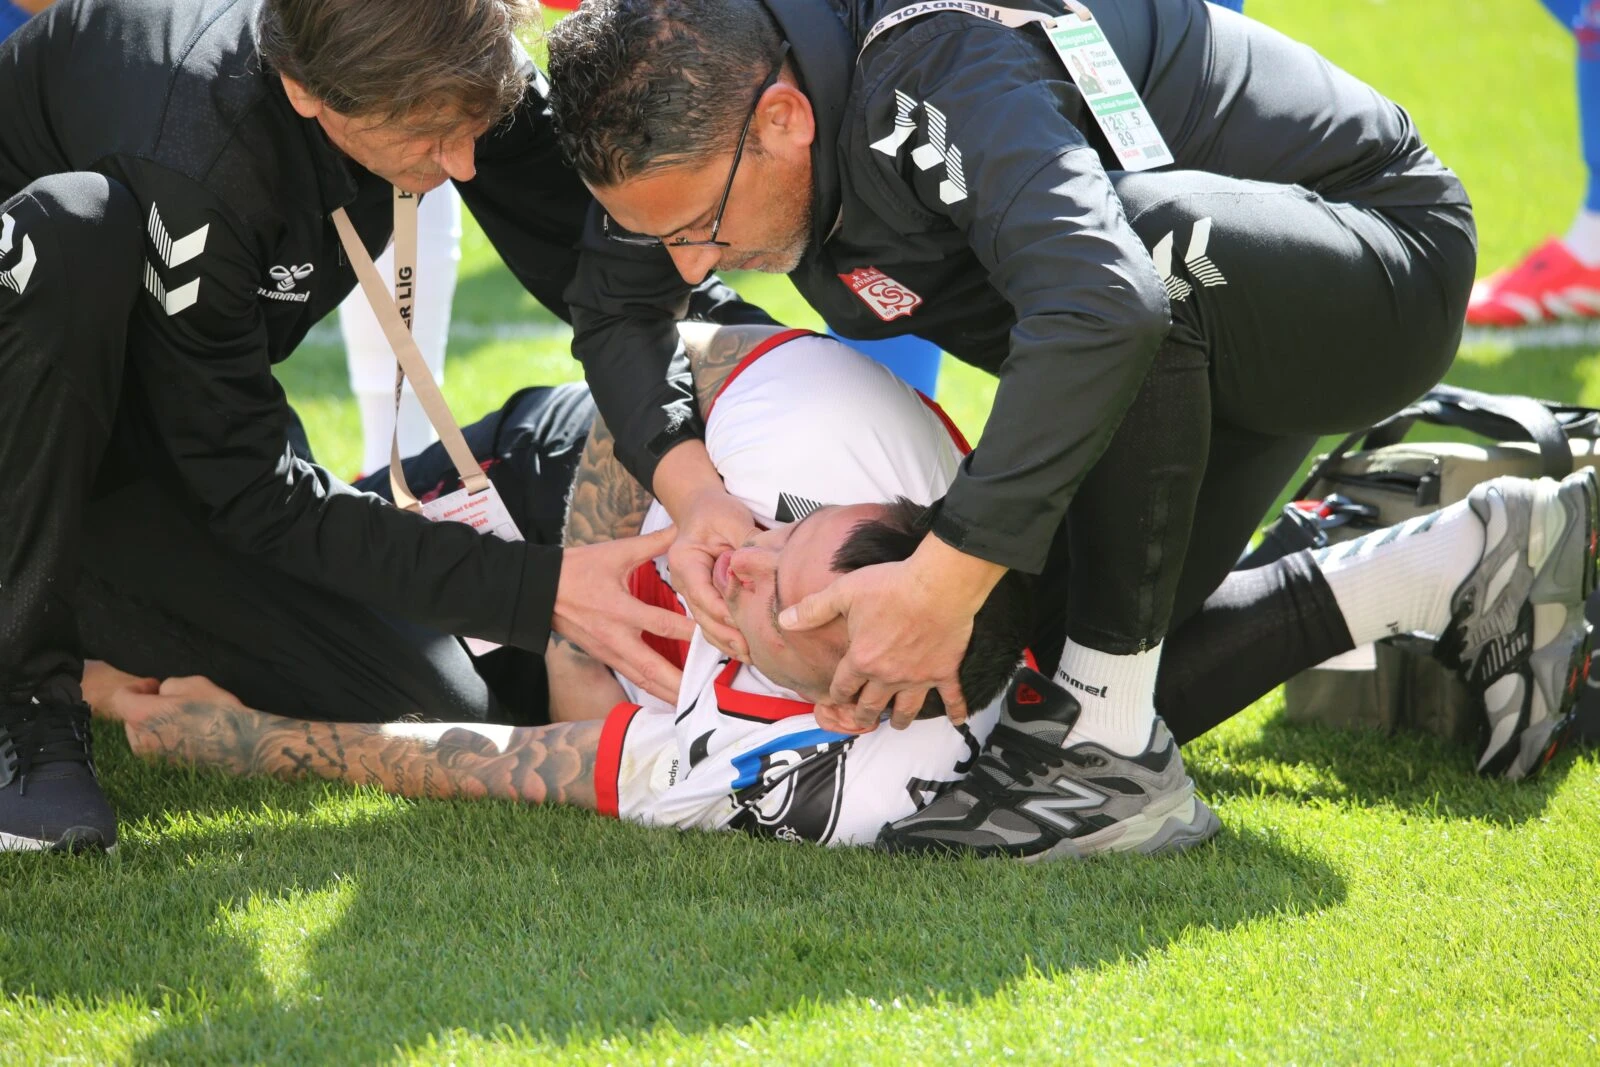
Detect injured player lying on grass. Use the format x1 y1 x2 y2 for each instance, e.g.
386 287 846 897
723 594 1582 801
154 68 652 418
88 322 1599 855
89 325 1036 846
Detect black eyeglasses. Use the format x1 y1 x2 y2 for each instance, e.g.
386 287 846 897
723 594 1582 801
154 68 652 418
603 41 792 250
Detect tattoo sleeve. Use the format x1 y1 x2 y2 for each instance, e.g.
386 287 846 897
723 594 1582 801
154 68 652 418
561 323 793 551
132 701 604 810
561 410 654 550
679 323 790 415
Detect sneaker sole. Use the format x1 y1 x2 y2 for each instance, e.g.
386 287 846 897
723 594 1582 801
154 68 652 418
1479 470 1599 779
0 828 115 854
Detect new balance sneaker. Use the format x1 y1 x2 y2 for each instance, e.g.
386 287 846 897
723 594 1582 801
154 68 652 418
877 669 1220 861
0 699 117 852
1467 239 1600 327
1434 470 1600 780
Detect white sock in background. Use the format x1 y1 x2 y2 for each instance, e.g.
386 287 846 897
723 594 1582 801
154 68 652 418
340 185 462 476
353 386 438 476
1313 500 1485 646
1054 639 1162 755
1565 209 1600 269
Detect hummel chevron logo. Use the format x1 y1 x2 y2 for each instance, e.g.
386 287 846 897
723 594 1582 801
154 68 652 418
147 204 208 269
0 212 37 295
870 91 967 205
144 264 200 317
144 203 209 316
1151 217 1226 303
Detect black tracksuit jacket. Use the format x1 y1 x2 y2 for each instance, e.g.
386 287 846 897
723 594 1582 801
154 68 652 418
0 0 762 651
566 0 1468 574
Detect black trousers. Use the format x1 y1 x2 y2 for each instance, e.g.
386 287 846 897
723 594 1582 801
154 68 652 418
0 172 589 722
1031 170 1477 737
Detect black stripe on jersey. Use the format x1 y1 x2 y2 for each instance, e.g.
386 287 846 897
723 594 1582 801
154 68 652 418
775 492 824 524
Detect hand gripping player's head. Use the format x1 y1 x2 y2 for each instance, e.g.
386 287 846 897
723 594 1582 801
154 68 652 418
258 0 537 193
547 0 816 281
717 497 1033 711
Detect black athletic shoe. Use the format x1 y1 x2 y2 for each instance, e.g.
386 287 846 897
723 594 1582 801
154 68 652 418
1435 470 1600 780
877 669 1220 861
0 699 117 853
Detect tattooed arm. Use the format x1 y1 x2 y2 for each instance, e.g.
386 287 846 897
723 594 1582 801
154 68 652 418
561 322 796 550
106 677 602 809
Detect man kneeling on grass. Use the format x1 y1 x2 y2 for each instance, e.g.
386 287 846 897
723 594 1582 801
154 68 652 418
92 322 1600 856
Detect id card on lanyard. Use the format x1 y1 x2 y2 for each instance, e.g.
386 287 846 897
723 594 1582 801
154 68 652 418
859 0 1174 172
332 190 526 656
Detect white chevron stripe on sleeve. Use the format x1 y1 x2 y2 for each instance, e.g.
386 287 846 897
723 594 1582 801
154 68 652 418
0 212 36 295
146 203 209 269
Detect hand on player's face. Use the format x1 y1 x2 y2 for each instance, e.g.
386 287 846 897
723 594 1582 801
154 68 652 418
717 503 884 702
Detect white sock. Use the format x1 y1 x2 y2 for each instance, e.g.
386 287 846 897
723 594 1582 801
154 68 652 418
1564 209 1600 268
354 387 439 476
1054 639 1162 755
1313 500 1484 645
355 389 396 477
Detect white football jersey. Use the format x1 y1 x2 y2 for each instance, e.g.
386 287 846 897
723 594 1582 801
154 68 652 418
593 330 1001 846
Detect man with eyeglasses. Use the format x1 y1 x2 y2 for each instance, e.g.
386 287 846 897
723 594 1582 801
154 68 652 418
548 0 1484 859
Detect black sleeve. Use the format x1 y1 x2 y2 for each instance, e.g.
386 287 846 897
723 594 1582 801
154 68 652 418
860 20 1171 573
565 203 778 491
121 158 561 651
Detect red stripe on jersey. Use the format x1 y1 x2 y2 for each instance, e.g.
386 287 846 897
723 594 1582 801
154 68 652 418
594 702 643 819
627 561 691 671
706 328 818 417
916 390 971 455
713 659 815 722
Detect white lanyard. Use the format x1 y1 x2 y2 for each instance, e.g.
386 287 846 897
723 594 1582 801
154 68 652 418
331 195 489 511
860 0 1065 57
859 0 1174 172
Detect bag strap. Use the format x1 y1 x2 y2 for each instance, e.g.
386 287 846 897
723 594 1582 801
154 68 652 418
1292 384 1594 500
1362 384 1572 477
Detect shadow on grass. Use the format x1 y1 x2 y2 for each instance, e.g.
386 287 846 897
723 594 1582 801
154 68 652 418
0 733 1344 1061
1192 711 1581 826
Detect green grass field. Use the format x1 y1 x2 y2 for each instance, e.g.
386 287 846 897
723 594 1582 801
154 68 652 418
6 1 1600 1062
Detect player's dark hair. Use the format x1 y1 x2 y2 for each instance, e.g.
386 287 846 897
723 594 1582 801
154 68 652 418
546 0 785 186
831 498 1034 717
258 0 535 133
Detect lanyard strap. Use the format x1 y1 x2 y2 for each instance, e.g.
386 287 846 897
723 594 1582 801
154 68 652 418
859 0 1078 58
388 187 420 506
331 198 488 510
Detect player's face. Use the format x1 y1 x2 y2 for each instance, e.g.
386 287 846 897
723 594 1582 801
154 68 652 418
712 503 885 701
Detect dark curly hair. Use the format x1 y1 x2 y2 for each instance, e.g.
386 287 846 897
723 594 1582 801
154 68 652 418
831 498 1035 715
545 0 785 185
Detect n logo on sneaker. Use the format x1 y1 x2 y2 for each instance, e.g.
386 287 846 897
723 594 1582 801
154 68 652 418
1019 778 1107 834
144 203 209 316
0 212 36 295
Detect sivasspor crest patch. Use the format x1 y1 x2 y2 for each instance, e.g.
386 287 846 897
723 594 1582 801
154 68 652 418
839 266 923 322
